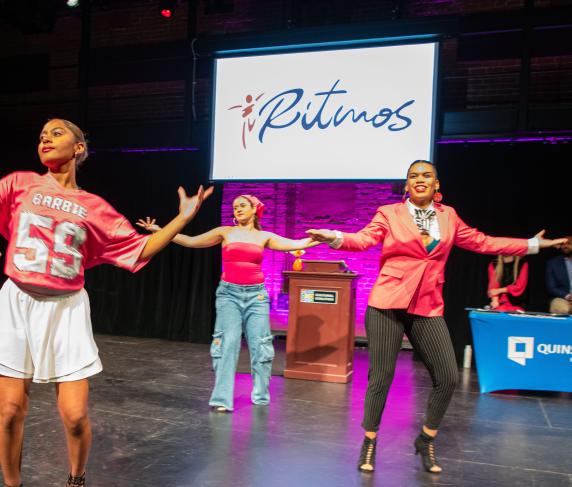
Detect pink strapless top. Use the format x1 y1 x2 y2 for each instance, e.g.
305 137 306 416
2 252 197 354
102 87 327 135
221 242 265 285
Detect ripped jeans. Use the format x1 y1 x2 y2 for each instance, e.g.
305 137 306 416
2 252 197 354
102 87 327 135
209 281 275 410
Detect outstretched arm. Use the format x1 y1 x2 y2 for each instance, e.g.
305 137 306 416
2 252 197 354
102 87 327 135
137 217 225 248
305 229 337 244
534 230 568 250
171 227 224 248
454 211 567 255
265 232 323 252
138 185 214 261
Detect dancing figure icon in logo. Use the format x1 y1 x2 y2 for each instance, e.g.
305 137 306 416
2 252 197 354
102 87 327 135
228 93 264 149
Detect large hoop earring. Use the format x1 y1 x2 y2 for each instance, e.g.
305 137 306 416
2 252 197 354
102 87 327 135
402 190 409 202
232 217 238 225
432 189 443 203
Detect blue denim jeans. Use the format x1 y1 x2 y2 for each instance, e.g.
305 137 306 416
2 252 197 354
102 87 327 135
209 281 275 410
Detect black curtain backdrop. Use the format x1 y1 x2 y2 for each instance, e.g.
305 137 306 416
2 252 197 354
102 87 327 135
0 140 569 358
79 150 222 344
437 142 569 362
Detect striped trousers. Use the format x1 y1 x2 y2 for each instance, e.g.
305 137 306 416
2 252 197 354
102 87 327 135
362 307 458 432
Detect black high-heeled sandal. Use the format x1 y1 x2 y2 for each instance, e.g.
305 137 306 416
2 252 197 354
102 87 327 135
65 473 86 486
414 432 442 473
357 436 377 472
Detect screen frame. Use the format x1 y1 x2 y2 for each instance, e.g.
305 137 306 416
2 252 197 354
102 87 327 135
209 37 441 183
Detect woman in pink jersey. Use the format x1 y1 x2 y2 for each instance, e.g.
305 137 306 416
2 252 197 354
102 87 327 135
0 119 212 487
138 194 320 412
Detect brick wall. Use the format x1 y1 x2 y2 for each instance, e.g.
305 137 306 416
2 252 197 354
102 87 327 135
1 0 570 131
90 2 188 48
0 12 83 124
0 0 570 340
197 0 288 34
406 0 526 16
221 182 402 336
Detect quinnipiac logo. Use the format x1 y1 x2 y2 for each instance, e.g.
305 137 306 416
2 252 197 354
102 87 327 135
507 336 534 366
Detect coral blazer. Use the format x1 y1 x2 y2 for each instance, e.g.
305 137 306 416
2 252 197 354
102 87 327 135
340 202 529 317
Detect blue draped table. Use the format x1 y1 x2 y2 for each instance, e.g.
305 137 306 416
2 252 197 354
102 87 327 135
468 310 572 393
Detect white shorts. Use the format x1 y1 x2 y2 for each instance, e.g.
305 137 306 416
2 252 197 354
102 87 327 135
0 279 103 383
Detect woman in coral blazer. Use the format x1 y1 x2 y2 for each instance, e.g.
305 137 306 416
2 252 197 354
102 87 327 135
307 160 565 475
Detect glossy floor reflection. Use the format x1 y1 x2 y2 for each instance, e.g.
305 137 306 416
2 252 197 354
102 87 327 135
9 335 572 487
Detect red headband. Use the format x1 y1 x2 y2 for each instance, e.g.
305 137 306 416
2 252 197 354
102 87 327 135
239 194 265 219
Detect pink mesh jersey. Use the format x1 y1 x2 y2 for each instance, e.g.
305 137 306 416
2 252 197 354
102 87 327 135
0 172 150 293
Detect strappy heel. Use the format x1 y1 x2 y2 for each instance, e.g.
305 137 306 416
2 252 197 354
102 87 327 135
414 432 442 473
65 472 86 486
357 436 377 472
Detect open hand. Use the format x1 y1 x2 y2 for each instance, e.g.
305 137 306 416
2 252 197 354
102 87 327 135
178 185 214 223
306 229 337 243
136 217 161 233
535 230 569 249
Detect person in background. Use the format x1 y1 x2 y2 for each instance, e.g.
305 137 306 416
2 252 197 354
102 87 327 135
546 236 572 314
138 195 321 413
487 255 528 312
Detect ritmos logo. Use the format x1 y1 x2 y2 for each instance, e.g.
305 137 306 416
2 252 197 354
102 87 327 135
227 80 415 150
507 337 534 366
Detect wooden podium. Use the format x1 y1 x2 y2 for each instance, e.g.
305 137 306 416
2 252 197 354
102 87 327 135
283 261 359 383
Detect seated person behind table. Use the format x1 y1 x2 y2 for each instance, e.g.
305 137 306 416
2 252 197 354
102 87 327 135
545 235 572 314
487 255 528 312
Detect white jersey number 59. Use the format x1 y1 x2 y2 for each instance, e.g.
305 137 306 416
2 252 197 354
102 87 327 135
13 212 87 280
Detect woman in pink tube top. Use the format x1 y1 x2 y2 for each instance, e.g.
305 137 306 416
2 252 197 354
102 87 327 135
138 194 321 412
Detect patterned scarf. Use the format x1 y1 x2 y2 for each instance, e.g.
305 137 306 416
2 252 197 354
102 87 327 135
414 209 436 236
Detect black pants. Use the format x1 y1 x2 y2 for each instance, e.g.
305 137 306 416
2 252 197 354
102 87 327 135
362 307 458 432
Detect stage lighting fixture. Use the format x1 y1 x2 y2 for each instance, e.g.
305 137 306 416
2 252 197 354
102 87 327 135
160 0 177 18
66 0 80 7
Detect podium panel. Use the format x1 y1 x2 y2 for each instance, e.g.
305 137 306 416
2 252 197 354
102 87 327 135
283 270 359 383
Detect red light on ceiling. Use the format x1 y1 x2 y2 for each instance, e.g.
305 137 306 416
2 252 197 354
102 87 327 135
161 9 172 18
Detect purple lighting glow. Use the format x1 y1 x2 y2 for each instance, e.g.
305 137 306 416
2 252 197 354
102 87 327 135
222 182 402 337
438 135 571 144
120 147 200 153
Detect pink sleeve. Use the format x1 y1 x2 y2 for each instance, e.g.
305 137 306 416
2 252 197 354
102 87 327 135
85 206 150 273
0 174 15 240
506 262 528 297
340 207 388 251
487 262 499 291
453 212 528 256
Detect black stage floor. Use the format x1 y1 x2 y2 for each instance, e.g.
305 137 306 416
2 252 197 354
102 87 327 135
10 335 572 487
